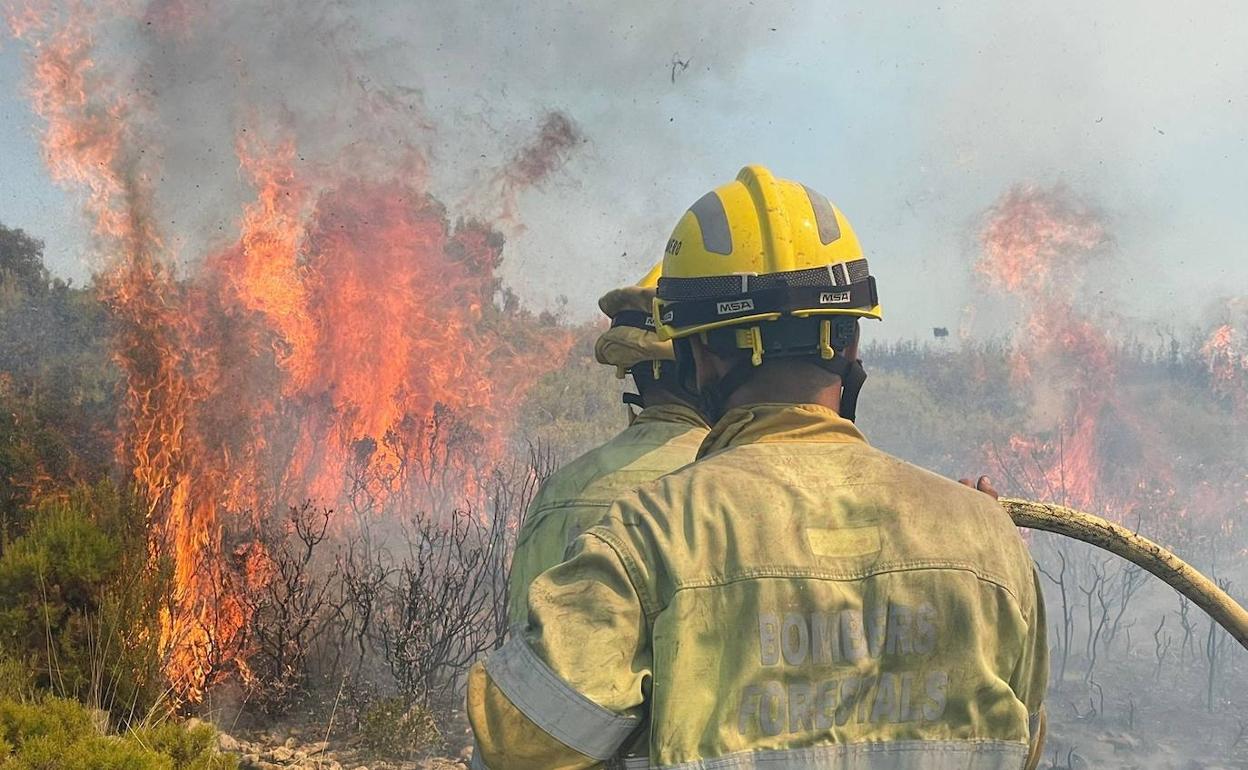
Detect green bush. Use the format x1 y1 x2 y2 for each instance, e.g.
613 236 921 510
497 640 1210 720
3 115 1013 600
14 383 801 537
0 653 32 702
0 696 236 770
131 720 234 770
0 484 169 721
0 498 120 689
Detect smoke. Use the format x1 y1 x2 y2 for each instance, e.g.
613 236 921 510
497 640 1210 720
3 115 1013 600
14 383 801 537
8 0 1247 336
881 0 1248 338
69 0 802 288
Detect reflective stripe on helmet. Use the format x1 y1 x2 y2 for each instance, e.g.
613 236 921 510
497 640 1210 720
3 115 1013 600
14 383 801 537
801 184 842 245
484 634 640 760
650 741 1029 769
688 191 734 255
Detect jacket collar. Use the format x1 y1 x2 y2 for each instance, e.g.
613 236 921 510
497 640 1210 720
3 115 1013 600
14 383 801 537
697 403 867 459
634 402 709 430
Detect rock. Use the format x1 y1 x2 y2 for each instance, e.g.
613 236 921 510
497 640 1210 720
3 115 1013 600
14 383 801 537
285 737 299 749
305 741 329 755
270 746 296 762
217 732 242 753
1099 731 1142 752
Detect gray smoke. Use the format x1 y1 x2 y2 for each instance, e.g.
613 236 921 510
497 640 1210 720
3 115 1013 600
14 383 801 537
98 0 808 295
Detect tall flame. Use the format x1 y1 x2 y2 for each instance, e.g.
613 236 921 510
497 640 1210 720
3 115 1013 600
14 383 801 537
7 1 574 699
977 185 1113 510
977 186 1244 549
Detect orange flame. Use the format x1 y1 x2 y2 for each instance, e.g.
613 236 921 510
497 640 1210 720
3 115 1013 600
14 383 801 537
9 2 574 700
977 185 1114 510
977 187 1244 548
1202 323 1248 414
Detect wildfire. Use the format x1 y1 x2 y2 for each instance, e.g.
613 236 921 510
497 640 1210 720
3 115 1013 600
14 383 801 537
977 185 1113 510
8 1 574 699
977 187 1245 548
1202 323 1248 414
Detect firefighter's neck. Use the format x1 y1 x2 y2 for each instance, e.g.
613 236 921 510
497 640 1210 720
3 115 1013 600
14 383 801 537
692 340 844 414
722 358 843 413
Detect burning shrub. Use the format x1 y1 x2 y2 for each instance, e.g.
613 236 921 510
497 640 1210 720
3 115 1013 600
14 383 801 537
232 502 344 715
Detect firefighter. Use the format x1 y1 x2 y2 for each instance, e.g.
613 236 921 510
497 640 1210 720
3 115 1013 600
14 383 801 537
470 165 1048 770
507 270 709 624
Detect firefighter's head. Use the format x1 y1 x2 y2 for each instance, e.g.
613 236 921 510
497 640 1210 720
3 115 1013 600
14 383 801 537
652 165 881 422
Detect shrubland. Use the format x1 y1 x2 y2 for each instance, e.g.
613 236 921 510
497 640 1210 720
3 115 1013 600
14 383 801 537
1 221 1245 766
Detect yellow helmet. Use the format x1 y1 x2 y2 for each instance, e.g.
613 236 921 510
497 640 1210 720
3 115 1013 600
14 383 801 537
594 274 672 376
652 165 881 420
654 164 881 341
635 260 663 289
595 263 700 418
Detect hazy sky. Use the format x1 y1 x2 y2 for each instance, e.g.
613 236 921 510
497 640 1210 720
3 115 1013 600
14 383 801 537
1 1 1245 340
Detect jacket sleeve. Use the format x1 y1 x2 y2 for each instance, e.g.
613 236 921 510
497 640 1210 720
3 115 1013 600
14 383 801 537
469 528 652 769
505 491 553 628
1018 567 1050 770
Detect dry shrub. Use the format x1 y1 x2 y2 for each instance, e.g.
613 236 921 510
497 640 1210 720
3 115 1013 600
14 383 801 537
358 696 442 759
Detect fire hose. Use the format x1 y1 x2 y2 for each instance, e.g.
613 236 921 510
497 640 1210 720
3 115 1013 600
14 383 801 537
1001 498 1248 651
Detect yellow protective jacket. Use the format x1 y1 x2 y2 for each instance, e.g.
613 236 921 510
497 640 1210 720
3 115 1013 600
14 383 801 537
472 404 1048 770
507 403 709 626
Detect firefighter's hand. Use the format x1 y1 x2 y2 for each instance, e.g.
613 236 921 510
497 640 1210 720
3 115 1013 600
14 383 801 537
958 475 999 500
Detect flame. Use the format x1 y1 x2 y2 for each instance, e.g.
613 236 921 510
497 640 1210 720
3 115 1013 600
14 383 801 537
1202 323 1248 414
977 187 1245 549
8 1 574 700
977 185 1114 510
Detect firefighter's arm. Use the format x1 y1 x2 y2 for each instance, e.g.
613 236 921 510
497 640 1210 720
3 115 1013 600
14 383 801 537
1019 567 1050 770
504 490 557 627
468 530 652 770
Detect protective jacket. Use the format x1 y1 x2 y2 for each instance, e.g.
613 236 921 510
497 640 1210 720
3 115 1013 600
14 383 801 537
507 403 709 626
472 403 1048 770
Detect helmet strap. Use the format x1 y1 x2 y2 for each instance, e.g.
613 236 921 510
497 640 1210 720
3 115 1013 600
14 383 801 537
813 354 867 422
697 359 757 424
626 357 702 417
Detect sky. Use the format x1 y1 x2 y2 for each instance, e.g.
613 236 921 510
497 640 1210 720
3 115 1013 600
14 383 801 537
1 1 1246 341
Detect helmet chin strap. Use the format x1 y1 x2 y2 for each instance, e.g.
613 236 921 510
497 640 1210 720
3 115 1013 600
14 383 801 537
826 356 867 422
695 360 756 425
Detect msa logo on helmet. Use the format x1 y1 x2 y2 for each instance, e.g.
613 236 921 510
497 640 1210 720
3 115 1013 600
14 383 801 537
819 291 852 305
717 299 755 315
